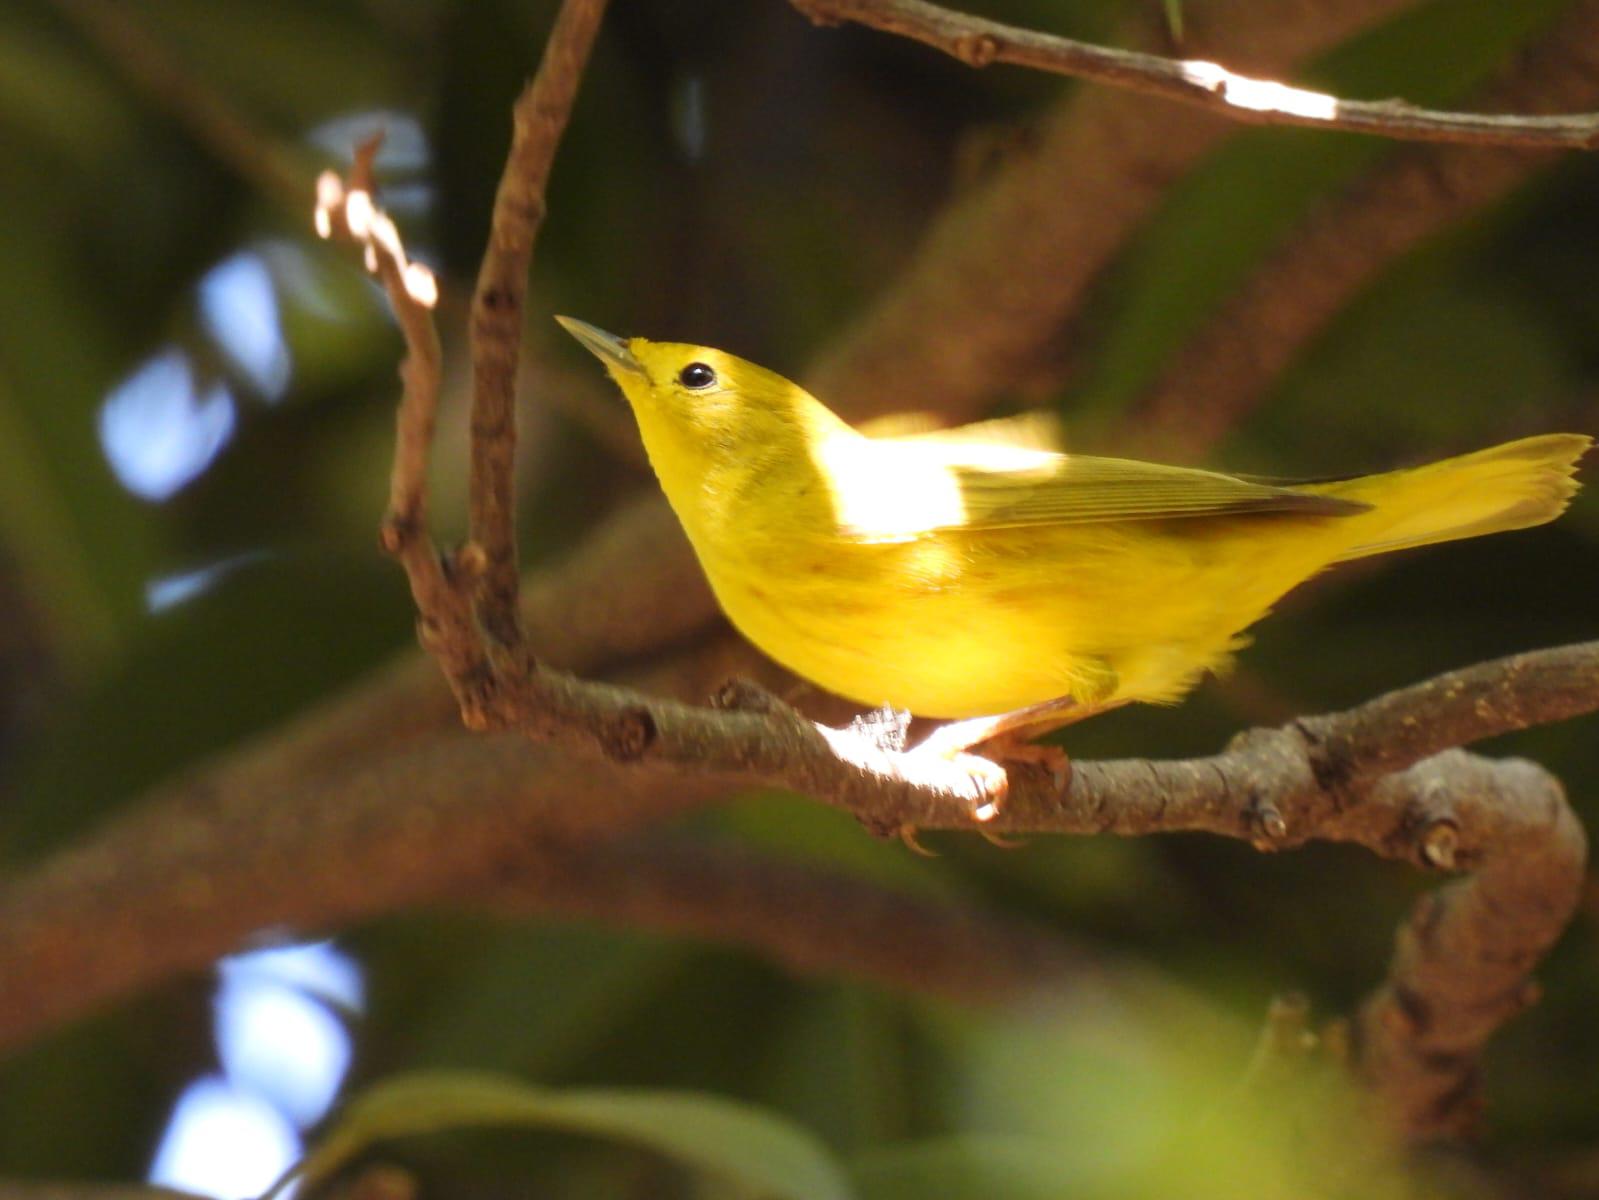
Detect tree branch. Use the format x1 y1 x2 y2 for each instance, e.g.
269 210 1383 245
1 642 1590 1144
1120 0 1599 458
469 0 610 650
791 0 1599 149
1353 752 1584 1139
468 833 1116 1009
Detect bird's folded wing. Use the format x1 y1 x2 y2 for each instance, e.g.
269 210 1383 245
944 452 1372 530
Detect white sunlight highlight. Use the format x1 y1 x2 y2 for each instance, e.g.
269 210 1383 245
1179 60 1339 121
816 434 1058 542
148 1077 302 1200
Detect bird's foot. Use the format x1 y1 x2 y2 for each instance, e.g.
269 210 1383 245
903 729 1011 826
977 732 1073 794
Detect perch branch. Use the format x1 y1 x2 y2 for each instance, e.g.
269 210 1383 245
790 0 1599 149
0 644 1590 1140
1121 0 1599 458
469 0 610 650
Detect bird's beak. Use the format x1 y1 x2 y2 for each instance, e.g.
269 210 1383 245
555 315 644 376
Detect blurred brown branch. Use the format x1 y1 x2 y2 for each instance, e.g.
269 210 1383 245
791 0 1599 149
470 833 1111 1008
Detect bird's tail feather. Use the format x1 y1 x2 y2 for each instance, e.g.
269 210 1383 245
1307 433 1590 562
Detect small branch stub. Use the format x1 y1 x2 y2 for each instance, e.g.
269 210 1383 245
1420 819 1460 871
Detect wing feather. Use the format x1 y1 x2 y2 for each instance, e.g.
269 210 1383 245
950 453 1370 529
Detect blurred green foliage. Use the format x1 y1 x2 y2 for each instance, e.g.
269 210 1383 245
0 0 1595 1196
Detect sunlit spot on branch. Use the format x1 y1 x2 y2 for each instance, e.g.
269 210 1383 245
312 170 343 239
1179 60 1339 121
404 262 439 308
344 188 376 240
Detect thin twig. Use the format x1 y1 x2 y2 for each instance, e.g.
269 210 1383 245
791 0 1599 149
314 146 491 715
469 0 611 651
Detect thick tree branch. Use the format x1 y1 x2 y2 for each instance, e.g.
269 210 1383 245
438 642 1599 843
1353 752 1584 1139
469 0 609 650
1121 0 1599 457
791 0 1599 149
469 834 1112 1009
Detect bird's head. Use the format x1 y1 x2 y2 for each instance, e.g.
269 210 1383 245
556 316 845 467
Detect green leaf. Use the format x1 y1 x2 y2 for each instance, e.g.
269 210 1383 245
270 1071 853 1200
851 1136 1107 1200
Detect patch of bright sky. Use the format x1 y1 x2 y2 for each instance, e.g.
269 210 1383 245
148 1077 302 1200
98 350 235 501
200 252 292 400
215 978 352 1127
149 942 362 1200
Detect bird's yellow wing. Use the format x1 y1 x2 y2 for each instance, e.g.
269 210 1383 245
949 453 1372 529
817 436 1370 543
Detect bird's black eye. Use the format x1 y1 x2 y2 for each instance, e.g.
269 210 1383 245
679 362 716 389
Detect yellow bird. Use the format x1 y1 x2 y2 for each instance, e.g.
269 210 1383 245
558 316 1589 762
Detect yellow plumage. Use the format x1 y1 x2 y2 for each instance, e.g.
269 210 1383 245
558 317 1588 727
